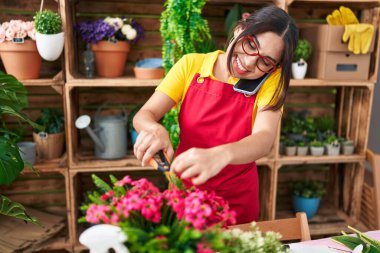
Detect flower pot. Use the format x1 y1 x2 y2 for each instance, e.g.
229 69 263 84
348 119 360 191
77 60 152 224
310 146 324 156
0 40 42 79
342 145 355 155
33 132 65 159
291 61 308 80
292 195 321 219
325 144 340 156
134 58 164 79
17 141 36 165
91 41 130 78
130 129 138 145
36 32 64 61
285 146 296 156
297 146 308 156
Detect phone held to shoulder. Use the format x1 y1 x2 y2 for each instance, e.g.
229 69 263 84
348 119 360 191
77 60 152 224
233 73 270 96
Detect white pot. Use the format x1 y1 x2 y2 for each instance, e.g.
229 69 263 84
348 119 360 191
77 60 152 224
325 144 341 156
17 142 36 165
292 62 308 79
342 145 355 155
310 146 324 156
36 32 64 61
297 146 308 156
285 146 296 156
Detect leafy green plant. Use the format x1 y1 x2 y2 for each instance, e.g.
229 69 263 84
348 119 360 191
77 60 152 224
297 140 307 147
293 39 312 62
284 138 296 147
160 0 212 73
315 115 335 133
0 71 40 224
34 9 62 34
34 108 64 134
325 135 340 147
310 140 323 147
332 226 380 253
162 106 180 151
292 180 326 198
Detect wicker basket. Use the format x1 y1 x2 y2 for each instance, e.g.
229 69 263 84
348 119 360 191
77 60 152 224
33 132 65 160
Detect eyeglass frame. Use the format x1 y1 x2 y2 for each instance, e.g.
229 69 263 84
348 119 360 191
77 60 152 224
241 35 278 74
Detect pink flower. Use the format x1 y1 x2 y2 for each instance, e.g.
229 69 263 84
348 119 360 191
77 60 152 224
22 21 34 32
115 175 132 186
27 30 36 40
242 12 251 21
5 27 14 41
86 204 111 224
197 243 214 253
100 190 115 201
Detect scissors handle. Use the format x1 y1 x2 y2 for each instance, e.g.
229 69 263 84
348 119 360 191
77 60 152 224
148 150 171 172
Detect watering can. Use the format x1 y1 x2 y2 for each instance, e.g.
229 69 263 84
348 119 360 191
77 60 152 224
75 105 128 160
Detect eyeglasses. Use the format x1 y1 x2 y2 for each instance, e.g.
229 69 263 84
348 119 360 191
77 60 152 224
241 35 277 74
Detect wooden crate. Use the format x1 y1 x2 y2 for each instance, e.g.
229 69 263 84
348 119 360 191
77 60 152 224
0 0 65 80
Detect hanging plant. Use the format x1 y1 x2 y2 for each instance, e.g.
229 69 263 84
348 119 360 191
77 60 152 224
160 0 212 73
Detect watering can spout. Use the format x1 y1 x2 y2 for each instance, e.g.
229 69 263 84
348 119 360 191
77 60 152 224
75 115 106 152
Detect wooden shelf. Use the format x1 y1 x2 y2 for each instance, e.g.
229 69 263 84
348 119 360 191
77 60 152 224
66 77 161 87
23 155 67 174
21 78 64 87
290 78 375 88
288 0 380 8
277 154 366 165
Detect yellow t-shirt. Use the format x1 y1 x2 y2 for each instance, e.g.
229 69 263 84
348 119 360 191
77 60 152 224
156 50 282 127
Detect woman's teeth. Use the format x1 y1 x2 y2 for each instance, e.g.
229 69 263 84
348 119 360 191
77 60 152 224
236 57 248 72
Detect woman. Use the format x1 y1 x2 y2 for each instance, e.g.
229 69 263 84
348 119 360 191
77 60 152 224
133 6 298 224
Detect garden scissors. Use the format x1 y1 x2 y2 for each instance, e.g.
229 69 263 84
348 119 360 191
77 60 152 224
148 150 174 184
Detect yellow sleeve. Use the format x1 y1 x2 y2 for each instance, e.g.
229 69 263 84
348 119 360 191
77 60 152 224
155 55 191 104
256 69 282 108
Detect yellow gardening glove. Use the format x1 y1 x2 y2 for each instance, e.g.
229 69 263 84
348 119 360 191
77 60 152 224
343 24 374 54
339 6 359 25
326 6 359 25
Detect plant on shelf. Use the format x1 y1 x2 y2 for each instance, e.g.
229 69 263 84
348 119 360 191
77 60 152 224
292 39 312 80
296 140 308 156
79 174 288 252
33 108 65 160
284 138 296 156
0 71 40 224
160 0 213 74
77 17 144 77
0 20 42 79
34 9 64 61
292 180 326 219
309 140 324 156
339 137 355 155
325 134 340 156
315 115 336 141
281 111 312 142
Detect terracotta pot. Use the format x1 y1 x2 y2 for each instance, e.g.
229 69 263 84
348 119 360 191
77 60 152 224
0 40 42 79
91 41 130 78
33 132 65 159
134 67 164 79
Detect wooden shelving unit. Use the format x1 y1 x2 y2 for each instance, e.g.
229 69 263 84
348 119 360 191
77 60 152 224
1 0 379 251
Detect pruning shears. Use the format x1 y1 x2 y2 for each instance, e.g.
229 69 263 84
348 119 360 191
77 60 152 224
148 150 174 184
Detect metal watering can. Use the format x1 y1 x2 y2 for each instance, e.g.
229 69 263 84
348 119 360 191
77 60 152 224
75 105 128 160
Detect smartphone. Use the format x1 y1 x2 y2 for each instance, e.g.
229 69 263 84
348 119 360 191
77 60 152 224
233 73 270 96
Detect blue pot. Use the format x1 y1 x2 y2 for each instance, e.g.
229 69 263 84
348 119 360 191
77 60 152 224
292 195 321 219
131 129 138 145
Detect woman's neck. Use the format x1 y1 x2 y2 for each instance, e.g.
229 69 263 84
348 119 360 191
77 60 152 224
213 53 232 83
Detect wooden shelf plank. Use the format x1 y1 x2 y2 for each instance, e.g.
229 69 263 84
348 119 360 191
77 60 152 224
277 154 365 165
22 155 67 174
66 77 161 87
21 78 64 86
290 79 374 88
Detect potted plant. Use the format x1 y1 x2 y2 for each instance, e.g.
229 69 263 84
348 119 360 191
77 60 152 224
162 106 180 151
309 140 324 156
33 108 65 160
340 137 355 155
296 140 308 156
0 20 42 79
292 180 326 219
34 9 64 61
325 135 340 156
292 39 312 80
284 138 296 156
77 17 144 78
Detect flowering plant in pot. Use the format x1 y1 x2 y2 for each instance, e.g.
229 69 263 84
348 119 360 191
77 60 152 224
325 135 341 156
292 180 326 219
292 39 312 80
34 9 64 61
79 174 288 252
0 20 42 79
77 17 144 77
33 108 65 160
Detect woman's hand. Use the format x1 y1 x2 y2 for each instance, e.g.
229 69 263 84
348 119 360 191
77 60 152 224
171 147 231 185
133 124 174 166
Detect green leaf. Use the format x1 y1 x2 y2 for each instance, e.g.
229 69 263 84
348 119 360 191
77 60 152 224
0 195 40 225
91 174 112 192
224 4 246 36
332 235 364 250
0 138 24 185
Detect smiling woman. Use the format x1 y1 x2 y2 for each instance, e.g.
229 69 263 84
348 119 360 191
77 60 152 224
133 5 298 225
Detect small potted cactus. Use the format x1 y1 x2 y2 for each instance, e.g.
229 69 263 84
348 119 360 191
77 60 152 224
325 135 340 156
310 140 324 156
296 140 308 156
285 138 296 156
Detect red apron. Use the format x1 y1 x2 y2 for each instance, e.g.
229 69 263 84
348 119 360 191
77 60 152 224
175 73 259 224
